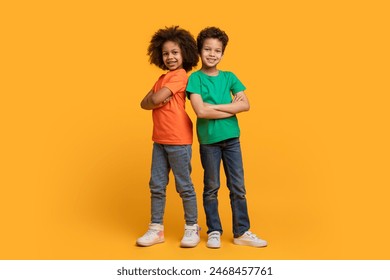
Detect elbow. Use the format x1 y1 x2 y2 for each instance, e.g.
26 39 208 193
140 101 149 110
150 96 160 107
140 100 153 110
195 109 207 119
242 101 250 112
196 111 205 119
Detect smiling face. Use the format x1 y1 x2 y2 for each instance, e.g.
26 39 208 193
200 38 223 71
162 41 183 71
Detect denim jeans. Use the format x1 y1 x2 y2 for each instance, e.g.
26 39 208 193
200 137 250 238
149 143 198 225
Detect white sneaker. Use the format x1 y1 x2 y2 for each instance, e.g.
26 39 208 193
180 224 200 248
206 231 221 249
136 223 164 247
233 231 267 247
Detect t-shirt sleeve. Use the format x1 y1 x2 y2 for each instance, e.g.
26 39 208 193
185 73 201 99
230 72 246 94
163 70 188 95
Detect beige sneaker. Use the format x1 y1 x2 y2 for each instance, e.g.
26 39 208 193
180 224 200 248
233 231 267 247
206 231 221 249
136 223 164 247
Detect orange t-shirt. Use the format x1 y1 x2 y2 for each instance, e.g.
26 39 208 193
151 69 193 145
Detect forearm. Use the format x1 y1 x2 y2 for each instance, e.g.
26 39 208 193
208 102 249 114
140 89 171 110
189 94 233 119
140 91 157 110
197 106 234 119
206 91 250 114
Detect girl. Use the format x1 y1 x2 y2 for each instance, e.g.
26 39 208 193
137 26 200 247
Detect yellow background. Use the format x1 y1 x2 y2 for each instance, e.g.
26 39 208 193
1 0 389 260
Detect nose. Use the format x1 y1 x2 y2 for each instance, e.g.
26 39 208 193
209 50 218 57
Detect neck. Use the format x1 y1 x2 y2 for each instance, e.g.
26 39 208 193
201 66 219 76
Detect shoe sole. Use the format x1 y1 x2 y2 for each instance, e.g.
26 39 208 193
180 241 200 248
233 239 267 247
206 243 221 249
136 239 165 247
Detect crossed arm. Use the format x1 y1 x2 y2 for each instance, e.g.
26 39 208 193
140 87 172 110
189 91 250 119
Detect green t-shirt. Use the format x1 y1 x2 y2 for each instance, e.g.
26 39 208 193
186 70 246 144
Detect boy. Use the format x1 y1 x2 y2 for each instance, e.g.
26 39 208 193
186 26 267 248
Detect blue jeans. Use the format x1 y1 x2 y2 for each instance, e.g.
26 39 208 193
149 143 198 225
200 137 250 238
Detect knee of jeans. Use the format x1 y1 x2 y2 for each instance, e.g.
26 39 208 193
150 185 167 195
177 185 196 198
230 191 246 199
150 178 168 190
203 190 218 200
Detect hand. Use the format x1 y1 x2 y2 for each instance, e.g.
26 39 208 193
233 94 244 103
162 96 172 104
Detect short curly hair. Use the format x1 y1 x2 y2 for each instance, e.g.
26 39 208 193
147 26 199 72
197 26 229 54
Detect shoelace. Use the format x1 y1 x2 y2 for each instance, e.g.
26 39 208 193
208 232 220 240
144 229 159 238
184 229 196 237
245 231 259 240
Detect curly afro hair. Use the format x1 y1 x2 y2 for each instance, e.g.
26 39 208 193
147 26 199 72
197 26 229 54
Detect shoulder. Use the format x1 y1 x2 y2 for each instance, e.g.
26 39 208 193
157 73 167 80
187 70 203 83
166 68 187 79
165 69 188 83
220 71 242 85
219 70 238 78
188 70 202 78
186 71 202 96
